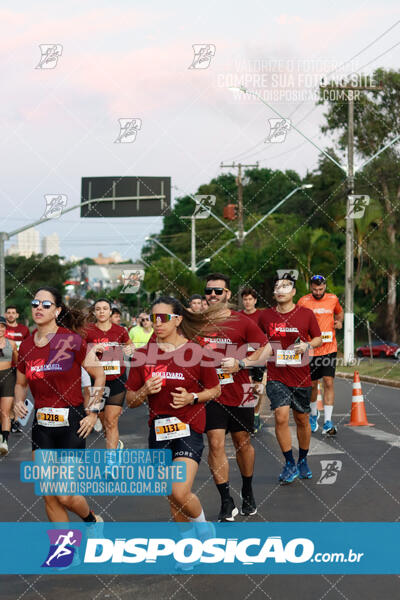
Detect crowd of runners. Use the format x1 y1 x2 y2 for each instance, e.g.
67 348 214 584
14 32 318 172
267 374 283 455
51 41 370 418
0 271 343 525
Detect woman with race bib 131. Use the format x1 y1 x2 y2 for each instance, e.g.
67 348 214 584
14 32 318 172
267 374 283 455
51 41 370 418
126 296 221 523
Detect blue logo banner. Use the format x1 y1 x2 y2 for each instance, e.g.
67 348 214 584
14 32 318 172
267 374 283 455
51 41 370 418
0 523 399 574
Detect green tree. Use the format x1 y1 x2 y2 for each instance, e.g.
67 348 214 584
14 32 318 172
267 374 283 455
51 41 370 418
319 68 400 340
5 254 72 322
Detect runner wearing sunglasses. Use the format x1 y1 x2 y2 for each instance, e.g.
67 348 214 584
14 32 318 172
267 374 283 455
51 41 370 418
258 274 322 484
13 287 105 523
85 299 133 453
203 273 268 521
126 296 221 523
297 275 343 435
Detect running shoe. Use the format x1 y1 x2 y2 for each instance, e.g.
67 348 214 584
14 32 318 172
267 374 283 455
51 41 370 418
309 410 320 433
240 491 257 516
297 458 312 479
253 414 261 434
11 419 23 434
117 439 124 450
321 420 337 436
0 439 8 456
278 462 299 484
218 497 239 522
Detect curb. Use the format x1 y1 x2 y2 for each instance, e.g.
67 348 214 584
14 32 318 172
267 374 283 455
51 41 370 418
336 371 400 389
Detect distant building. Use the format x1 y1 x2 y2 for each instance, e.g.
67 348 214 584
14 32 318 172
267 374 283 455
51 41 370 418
6 244 19 256
94 252 123 265
17 228 40 258
42 233 60 256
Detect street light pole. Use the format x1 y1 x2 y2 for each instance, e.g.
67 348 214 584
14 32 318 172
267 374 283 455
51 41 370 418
344 91 355 365
0 233 6 315
191 214 196 273
244 184 312 238
196 185 313 266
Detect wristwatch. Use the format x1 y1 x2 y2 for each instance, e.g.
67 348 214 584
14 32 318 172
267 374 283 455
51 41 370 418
88 408 100 414
238 360 246 370
191 393 199 405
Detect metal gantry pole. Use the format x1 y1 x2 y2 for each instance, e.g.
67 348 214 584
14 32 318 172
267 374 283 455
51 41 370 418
0 195 167 313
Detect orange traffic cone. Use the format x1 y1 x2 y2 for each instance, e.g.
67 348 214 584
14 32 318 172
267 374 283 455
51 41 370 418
346 372 374 427
317 382 324 411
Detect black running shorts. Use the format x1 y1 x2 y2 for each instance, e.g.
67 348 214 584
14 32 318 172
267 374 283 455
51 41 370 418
205 400 254 434
31 404 86 451
309 352 337 381
266 381 311 414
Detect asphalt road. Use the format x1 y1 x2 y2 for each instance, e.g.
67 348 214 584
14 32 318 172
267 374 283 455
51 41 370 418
1 378 399 599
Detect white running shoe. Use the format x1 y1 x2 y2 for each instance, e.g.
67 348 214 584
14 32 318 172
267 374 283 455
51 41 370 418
0 439 8 456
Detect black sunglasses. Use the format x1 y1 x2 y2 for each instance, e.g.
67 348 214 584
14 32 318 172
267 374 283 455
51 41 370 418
204 287 226 295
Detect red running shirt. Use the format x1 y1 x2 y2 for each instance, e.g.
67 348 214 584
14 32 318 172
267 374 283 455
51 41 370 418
85 323 130 380
126 341 219 433
239 309 262 327
6 324 30 348
258 306 321 388
17 327 87 409
199 311 267 407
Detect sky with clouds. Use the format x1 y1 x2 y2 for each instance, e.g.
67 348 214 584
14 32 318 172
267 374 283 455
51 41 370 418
1 0 399 261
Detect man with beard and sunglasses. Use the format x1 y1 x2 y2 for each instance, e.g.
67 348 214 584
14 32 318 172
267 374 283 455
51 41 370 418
201 273 268 521
258 274 322 485
298 274 343 435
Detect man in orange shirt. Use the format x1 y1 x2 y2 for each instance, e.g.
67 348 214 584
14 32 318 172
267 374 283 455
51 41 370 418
297 275 343 435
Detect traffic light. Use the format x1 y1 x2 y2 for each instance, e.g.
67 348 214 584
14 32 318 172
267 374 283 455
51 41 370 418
223 204 237 220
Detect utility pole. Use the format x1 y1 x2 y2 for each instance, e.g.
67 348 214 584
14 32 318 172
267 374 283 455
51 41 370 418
320 82 383 365
220 161 259 245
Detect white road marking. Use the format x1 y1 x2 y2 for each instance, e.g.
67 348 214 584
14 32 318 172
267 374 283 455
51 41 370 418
350 427 400 448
